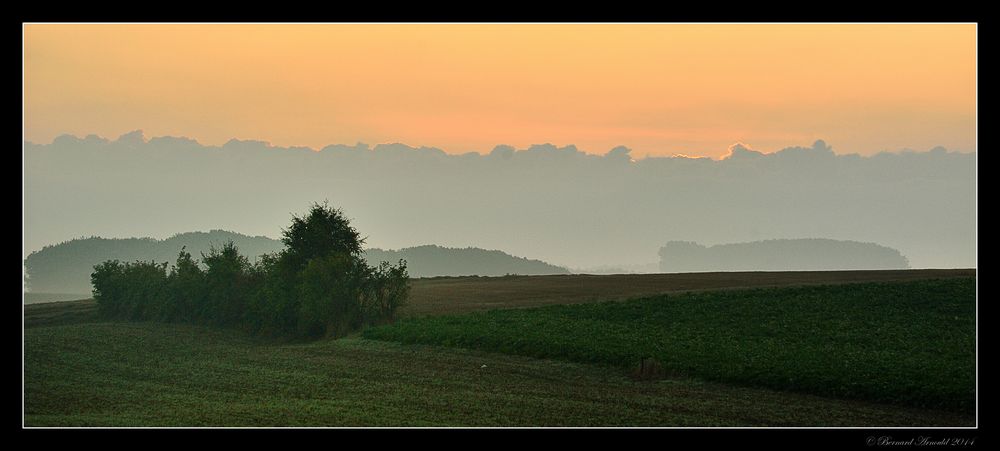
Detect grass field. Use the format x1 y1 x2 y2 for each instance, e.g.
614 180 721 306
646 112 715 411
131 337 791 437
367 278 976 412
25 322 972 426
23 292 92 305
23 298 102 328
23 270 976 427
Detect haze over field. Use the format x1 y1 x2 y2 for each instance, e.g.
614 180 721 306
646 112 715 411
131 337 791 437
24 133 974 270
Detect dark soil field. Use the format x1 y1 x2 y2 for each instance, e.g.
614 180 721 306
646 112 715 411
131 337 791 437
401 269 975 316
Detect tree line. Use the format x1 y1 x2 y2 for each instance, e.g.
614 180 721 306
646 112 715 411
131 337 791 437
90 203 409 339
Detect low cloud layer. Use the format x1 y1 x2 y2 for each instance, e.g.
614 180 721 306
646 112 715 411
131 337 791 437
23 131 976 269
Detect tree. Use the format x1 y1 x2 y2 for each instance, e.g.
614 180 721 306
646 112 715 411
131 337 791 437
359 259 409 326
91 260 125 317
91 259 168 320
280 202 409 337
165 247 205 323
296 253 366 338
280 201 364 271
200 241 251 326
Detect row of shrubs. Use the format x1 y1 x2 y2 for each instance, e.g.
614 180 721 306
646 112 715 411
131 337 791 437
90 203 409 339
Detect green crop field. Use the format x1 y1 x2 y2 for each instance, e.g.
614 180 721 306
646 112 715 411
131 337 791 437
23 271 976 427
366 278 976 412
24 323 971 427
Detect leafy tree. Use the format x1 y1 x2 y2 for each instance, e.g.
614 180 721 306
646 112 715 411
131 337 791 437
91 259 168 320
200 242 251 326
165 247 205 323
91 260 125 317
360 259 410 326
296 254 366 338
281 201 364 271
246 252 299 336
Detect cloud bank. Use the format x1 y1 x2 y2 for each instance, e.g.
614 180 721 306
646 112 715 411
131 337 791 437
23 131 976 269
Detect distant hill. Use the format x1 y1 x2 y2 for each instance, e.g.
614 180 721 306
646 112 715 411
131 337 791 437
22 231 285 294
23 231 570 294
364 245 570 278
659 239 910 273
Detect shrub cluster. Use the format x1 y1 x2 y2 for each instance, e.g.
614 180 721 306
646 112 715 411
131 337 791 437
91 203 409 338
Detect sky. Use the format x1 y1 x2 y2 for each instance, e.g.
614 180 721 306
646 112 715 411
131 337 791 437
24 23 976 159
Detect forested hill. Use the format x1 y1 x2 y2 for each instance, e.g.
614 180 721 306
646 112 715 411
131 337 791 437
659 238 910 273
23 231 284 294
24 232 570 294
364 245 570 278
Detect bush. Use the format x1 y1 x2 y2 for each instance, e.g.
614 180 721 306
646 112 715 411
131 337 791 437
246 252 299 336
165 248 204 323
296 254 365 338
91 260 125 317
200 242 252 327
91 259 168 320
90 203 409 339
360 259 409 326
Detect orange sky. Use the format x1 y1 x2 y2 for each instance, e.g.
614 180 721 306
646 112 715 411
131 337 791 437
23 23 976 159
